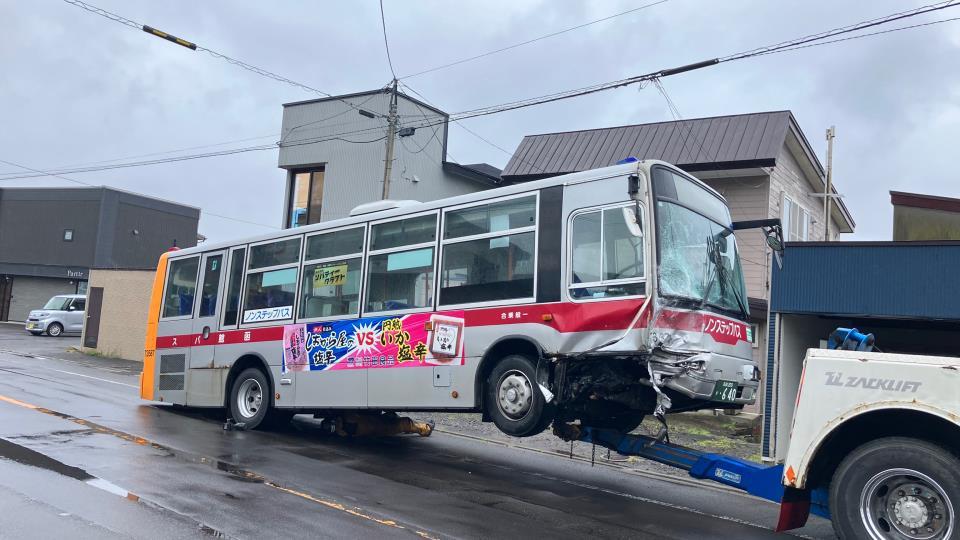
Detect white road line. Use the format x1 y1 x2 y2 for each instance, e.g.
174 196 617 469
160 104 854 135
48 368 138 388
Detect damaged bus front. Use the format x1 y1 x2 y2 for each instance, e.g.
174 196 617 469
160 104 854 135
551 162 776 433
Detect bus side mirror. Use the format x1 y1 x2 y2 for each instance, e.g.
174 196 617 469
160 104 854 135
622 207 643 238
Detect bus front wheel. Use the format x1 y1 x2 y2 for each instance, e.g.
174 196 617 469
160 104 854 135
830 436 958 540
485 354 554 437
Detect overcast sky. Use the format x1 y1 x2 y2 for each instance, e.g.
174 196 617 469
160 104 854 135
3 0 959 241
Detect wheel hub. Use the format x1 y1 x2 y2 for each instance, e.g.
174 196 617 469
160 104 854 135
862 469 953 540
894 496 929 529
236 379 263 419
497 371 532 420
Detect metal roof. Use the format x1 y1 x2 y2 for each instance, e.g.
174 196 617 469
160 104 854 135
502 111 793 178
771 241 960 321
890 190 960 213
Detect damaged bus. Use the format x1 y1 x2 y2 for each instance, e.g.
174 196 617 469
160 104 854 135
141 159 780 437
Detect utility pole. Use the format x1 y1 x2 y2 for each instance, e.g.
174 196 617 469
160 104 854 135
823 126 835 241
382 79 399 200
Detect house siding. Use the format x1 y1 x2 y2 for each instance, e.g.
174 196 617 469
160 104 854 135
279 92 483 222
768 145 841 242
700 175 771 300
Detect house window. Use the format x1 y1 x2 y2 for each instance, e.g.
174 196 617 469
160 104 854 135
63 229 74 242
289 169 325 227
782 196 810 242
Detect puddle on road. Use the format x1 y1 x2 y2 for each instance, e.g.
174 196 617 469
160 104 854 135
0 436 132 498
0 436 231 538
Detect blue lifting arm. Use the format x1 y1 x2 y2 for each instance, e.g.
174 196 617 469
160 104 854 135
559 425 829 532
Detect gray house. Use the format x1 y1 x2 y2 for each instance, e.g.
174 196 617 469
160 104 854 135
501 111 856 413
0 187 199 321
278 88 501 227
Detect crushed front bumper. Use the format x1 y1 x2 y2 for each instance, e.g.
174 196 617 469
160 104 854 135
653 350 760 405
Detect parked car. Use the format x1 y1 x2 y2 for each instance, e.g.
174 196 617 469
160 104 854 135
25 294 86 337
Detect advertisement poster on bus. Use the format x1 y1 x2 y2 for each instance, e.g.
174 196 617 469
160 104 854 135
282 311 465 373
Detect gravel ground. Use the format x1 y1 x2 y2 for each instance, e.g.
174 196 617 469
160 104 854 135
408 410 762 481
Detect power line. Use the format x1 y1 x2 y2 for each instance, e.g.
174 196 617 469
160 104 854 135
399 82 546 174
60 0 383 119
0 158 279 230
399 0 670 79
0 124 394 181
441 1 960 122
379 0 398 79
25 1 960 180
752 14 960 57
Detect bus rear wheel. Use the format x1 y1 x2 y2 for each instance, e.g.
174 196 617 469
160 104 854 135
229 368 275 430
485 354 554 437
830 437 959 540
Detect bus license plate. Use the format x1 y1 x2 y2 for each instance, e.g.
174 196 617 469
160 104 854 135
711 380 738 403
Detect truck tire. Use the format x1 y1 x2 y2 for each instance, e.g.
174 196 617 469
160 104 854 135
829 436 958 540
485 354 554 437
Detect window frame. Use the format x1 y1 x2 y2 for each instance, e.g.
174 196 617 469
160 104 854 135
298 223 368 323
239 235 303 328
193 251 225 320
220 246 249 330
782 194 811 242
437 192 540 309
287 168 325 228
566 202 647 304
159 255 201 322
362 209 440 317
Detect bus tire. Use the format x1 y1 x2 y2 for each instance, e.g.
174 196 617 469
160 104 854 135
229 368 271 430
829 436 959 540
485 354 554 437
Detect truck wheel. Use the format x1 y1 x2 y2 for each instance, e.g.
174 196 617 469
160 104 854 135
485 354 554 437
46 323 63 337
830 437 958 540
229 368 270 429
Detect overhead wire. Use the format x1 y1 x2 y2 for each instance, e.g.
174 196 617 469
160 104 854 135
60 0 384 119
0 158 279 230
379 0 398 79
399 0 669 79
34 0 960 179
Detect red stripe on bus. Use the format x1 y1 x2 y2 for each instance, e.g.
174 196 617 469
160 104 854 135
154 298 746 349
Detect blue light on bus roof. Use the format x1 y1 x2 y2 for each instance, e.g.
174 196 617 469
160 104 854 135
616 156 638 164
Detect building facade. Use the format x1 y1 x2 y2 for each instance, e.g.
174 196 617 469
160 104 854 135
278 89 501 228
0 187 199 321
500 111 856 413
891 190 960 240
81 268 155 360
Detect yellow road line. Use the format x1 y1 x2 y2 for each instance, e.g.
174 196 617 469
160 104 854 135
0 393 438 538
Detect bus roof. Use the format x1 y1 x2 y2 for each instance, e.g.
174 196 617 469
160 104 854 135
172 160 725 258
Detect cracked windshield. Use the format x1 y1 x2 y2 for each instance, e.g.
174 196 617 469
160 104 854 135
655 170 748 318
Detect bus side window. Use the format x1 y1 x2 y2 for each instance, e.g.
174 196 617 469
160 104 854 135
241 237 301 323
161 257 200 318
439 195 537 306
365 214 437 313
300 226 365 319
569 205 645 299
222 248 246 327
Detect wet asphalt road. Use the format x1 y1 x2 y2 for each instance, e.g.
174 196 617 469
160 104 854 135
0 324 834 539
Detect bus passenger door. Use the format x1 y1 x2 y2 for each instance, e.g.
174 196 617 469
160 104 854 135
188 251 226 406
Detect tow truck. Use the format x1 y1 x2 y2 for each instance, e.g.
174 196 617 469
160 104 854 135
557 328 960 539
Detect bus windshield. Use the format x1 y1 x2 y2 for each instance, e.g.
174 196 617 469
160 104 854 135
653 168 749 319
